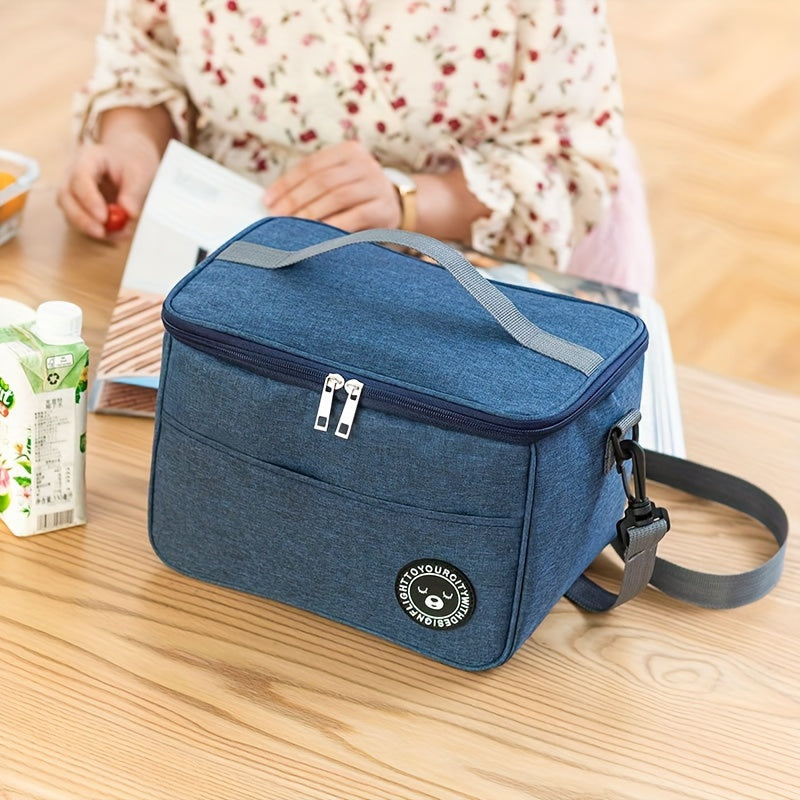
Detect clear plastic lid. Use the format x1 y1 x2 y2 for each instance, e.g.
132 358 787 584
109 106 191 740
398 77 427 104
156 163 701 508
32 301 83 344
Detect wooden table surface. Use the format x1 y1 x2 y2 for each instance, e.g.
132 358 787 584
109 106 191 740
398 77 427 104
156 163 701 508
0 192 798 800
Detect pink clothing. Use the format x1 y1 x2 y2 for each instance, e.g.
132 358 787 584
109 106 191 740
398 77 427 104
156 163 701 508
567 138 656 293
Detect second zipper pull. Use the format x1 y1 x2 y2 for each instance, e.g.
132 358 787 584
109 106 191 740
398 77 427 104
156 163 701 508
335 379 364 439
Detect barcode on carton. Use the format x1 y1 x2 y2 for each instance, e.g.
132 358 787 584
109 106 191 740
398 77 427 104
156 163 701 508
36 510 74 530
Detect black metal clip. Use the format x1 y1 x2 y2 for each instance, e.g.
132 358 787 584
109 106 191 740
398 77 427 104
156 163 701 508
610 426 670 550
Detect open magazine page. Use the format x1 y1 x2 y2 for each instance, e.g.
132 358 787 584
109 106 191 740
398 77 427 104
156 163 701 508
91 142 685 458
90 140 265 415
464 249 685 457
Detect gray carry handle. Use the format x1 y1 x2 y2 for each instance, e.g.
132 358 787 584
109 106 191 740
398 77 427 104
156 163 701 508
219 228 604 376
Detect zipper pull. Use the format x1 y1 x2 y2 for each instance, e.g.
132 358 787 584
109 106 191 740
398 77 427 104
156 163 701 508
335 379 364 439
314 373 345 431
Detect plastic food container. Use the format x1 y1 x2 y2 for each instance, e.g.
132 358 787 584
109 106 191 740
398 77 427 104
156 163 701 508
0 149 40 246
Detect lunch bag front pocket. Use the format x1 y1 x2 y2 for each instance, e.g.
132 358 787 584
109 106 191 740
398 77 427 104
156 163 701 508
150 408 533 671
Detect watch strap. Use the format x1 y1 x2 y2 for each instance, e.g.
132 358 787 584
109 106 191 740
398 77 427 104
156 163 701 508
383 167 418 232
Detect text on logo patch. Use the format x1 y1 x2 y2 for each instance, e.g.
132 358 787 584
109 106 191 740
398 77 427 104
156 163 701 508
395 559 475 630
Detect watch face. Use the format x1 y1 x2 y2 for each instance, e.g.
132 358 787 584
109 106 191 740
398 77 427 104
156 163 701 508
383 167 416 194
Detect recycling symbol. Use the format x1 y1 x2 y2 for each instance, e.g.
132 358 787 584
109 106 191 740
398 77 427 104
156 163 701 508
47 372 60 386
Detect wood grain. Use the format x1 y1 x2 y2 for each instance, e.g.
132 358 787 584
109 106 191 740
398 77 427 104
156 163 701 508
1 2 799 798
1 390 797 800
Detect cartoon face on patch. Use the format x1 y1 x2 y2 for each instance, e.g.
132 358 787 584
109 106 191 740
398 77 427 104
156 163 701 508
395 559 475 630
410 573 461 618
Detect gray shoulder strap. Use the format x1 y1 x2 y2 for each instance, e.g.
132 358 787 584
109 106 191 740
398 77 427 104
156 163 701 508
566 450 788 611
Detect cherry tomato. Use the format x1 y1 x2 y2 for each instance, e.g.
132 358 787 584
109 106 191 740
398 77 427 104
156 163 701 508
105 202 129 233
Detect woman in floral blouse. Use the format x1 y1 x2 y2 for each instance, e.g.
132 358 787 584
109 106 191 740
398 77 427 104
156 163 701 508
59 0 654 291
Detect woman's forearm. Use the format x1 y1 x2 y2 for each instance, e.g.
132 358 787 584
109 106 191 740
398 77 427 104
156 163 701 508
97 105 175 155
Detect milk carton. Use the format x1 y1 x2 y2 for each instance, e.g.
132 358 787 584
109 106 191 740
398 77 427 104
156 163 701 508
0 301 88 536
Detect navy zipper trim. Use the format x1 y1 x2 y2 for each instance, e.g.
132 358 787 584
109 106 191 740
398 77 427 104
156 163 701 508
162 313 647 443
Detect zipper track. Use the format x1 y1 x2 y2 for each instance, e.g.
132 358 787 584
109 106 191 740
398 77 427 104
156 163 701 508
162 316 647 443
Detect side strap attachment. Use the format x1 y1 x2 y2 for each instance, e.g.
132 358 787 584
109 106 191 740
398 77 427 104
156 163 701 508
566 427 789 612
566 426 670 612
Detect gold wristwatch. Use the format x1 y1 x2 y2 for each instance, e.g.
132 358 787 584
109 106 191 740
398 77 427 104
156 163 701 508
383 167 418 232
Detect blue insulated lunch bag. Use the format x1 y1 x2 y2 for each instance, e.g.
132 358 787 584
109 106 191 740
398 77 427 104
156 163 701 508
148 218 787 671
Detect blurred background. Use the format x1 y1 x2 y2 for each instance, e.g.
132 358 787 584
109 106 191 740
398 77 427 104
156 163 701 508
610 0 800 393
1 0 798 393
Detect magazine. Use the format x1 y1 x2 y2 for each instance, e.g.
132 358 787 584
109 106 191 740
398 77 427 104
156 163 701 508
89 140 265 415
91 140 684 456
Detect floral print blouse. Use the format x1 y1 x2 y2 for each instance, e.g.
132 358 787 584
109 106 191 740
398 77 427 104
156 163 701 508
76 0 624 271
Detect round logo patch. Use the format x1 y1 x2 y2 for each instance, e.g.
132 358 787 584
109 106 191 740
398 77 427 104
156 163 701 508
395 559 475 630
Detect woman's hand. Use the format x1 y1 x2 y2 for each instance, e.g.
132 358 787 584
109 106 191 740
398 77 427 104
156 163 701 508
58 106 173 239
58 138 159 238
263 139 491 241
262 140 402 231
